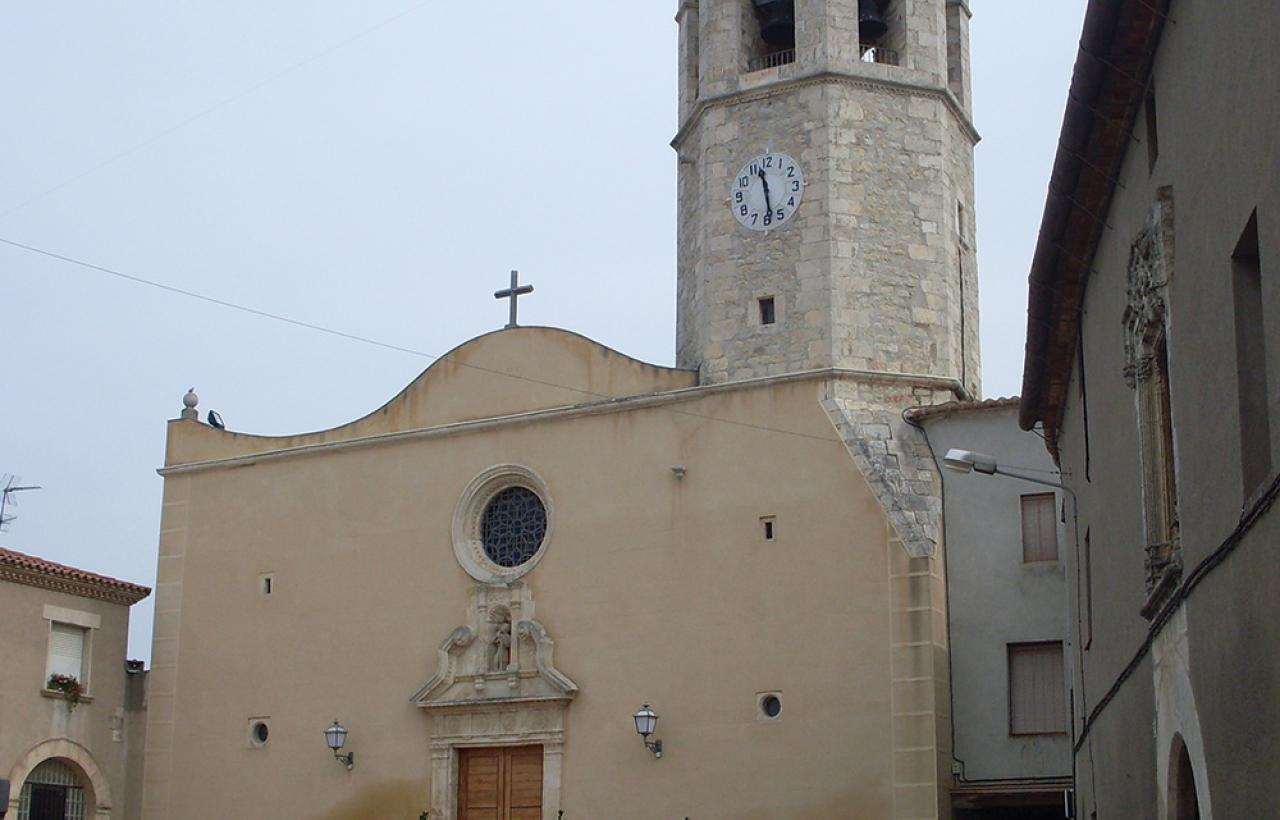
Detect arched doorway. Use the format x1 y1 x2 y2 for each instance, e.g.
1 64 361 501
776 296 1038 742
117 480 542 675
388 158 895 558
1169 735 1201 820
17 759 87 820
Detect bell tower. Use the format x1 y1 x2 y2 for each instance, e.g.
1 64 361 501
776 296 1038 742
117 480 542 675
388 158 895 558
674 0 980 394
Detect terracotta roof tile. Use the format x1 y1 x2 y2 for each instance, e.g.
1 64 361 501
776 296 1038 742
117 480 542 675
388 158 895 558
0 547 151 604
905 396 1020 422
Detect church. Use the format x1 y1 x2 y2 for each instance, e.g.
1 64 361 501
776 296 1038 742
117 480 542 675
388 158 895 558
140 2 1005 818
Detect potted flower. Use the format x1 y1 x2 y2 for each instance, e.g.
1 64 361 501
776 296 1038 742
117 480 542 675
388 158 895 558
47 674 84 711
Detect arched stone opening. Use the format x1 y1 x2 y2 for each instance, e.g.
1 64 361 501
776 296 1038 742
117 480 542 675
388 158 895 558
6 740 112 820
1168 734 1201 820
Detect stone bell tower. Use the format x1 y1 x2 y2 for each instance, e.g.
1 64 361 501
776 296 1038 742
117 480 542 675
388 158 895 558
674 0 980 395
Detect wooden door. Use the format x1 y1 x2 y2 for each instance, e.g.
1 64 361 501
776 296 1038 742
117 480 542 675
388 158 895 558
459 745 543 820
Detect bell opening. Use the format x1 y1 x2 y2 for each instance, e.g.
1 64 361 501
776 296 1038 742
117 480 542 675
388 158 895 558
858 0 889 45
752 0 796 50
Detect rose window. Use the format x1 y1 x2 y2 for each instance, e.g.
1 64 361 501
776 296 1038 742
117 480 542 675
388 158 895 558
480 487 548 568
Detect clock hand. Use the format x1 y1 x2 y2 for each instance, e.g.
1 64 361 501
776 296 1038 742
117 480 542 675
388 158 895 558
758 170 772 213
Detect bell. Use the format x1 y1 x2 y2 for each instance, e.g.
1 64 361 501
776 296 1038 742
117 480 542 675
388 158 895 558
752 0 796 48
859 0 889 43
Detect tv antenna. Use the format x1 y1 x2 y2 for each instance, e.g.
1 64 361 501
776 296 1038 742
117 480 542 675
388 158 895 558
1 475 42 532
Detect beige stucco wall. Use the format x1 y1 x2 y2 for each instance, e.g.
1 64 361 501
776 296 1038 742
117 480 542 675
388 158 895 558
1 580 145 819
142 327 952 819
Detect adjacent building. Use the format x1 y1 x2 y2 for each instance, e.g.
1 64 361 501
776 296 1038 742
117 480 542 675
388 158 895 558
909 399 1071 819
1019 0 1280 817
1 547 150 820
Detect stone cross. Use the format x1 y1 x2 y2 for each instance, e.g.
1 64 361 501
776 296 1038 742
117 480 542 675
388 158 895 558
494 270 534 329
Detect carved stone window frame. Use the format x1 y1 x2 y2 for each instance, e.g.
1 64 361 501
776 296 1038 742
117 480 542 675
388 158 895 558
1123 188 1181 618
452 465 555 584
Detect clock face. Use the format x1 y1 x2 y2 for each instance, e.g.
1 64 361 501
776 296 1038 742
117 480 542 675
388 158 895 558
730 152 805 231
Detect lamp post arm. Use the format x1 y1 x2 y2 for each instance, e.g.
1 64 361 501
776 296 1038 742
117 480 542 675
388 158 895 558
991 467 1077 502
993 468 1080 525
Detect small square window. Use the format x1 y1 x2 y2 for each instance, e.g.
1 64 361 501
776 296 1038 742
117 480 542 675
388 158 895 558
759 297 776 325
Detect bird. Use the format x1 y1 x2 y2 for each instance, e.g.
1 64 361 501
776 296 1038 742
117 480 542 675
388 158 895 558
207 410 225 429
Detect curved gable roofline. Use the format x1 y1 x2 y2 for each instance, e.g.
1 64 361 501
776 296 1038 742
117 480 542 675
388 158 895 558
164 327 698 466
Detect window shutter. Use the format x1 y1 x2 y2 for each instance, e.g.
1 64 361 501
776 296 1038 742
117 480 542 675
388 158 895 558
1021 494 1059 562
1009 642 1066 734
47 623 85 680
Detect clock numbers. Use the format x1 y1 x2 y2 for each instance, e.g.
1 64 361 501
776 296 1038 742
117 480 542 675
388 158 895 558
730 152 805 232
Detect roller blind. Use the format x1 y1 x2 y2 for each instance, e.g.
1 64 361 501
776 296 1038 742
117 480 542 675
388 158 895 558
1020 493 1059 562
1009 642 1066 735
46 623 85 680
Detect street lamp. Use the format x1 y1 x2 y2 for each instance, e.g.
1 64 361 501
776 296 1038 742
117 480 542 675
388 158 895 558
633 704 663 758
324 720 354 770
942 449 1075 498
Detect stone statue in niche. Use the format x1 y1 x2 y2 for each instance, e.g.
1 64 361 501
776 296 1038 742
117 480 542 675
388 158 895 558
490 618 512 673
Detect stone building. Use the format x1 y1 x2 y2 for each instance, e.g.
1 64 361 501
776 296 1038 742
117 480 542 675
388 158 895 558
139 2 1062 818
1 547 150 820
908 399 1071 819
1019 0 1280 817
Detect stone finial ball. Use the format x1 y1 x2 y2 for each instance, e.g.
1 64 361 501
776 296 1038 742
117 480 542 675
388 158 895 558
183 388 199 409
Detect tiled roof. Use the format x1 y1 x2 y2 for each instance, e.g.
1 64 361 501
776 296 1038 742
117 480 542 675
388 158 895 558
1020 0 1171 450
905 396 1020 422
0 547 151 605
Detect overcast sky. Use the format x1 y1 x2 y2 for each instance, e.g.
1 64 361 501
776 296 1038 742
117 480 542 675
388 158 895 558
0 1 1087 660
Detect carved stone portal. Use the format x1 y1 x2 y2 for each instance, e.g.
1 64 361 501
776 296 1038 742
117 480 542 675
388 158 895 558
411 582 577 820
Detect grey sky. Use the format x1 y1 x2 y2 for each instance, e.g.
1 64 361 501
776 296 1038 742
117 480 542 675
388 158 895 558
0 1 1087 659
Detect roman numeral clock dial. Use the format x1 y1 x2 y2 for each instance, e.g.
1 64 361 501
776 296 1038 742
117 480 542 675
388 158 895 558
730 152 805 232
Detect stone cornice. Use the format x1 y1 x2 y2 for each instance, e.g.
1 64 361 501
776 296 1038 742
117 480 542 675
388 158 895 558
159 367 968 477
672 69 980 151
0 564 150 606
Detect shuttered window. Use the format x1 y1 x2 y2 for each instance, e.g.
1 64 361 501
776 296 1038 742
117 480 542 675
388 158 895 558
46 623 86 681
1008 642 1067 735
1020 493 1059 563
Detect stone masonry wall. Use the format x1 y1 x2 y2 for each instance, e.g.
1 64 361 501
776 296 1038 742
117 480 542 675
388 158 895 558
674 0 980 391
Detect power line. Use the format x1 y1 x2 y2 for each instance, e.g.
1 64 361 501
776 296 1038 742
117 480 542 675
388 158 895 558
0 235 846 445
0 0 435 223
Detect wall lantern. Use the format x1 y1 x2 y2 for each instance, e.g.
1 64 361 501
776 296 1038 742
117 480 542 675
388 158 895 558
324 720 354 770
633 704 663 758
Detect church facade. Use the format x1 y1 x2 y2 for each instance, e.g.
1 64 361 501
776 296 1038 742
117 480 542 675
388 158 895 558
141 3 989 818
